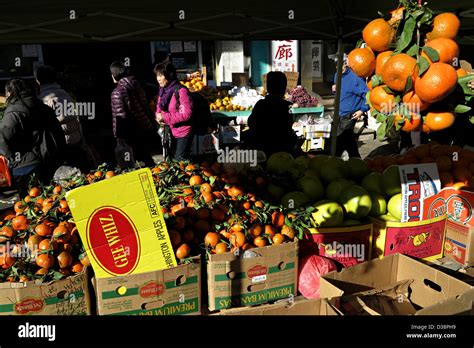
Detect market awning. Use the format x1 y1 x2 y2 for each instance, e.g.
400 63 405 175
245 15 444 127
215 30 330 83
1 0 474 43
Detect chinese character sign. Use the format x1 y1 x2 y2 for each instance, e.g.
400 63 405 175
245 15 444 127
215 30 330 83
271 40 299 72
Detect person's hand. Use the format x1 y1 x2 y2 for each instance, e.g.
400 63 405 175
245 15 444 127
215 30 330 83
155 112 164 124
331 84 336 93
351 110 364 121
190 71 201 79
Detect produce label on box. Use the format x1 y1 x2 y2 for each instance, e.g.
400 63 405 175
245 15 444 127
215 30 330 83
66 169 177 279
423 188 474 226
0 272 91 315
304 225 372 268
95 257 201 315
399 164 441 222
207 241 298 311
444 220 474 266
373 216 446 261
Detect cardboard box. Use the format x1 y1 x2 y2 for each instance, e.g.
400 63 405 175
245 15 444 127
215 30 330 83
94 256 201 315
66 169 177 278
445 220 474 266
399 164 441 222
423 188 474 266
302 224 373 268
320 253 473 315
371 216 446 261
207 241 298 311
423 188 474 226
0 271 91 315
212 296 339 315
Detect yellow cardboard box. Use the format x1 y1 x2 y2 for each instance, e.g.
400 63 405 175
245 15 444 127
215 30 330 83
66 168 177 278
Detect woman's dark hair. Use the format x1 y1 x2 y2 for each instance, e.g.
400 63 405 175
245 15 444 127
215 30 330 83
267 71 287 96
34 65 57 85
5 79 33 106
153 62 177 82
110 61 129 81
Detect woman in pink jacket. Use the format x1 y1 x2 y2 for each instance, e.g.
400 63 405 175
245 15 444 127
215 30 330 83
154 63 193 160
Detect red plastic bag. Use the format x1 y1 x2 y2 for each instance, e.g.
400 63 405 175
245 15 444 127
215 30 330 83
298 254 338 299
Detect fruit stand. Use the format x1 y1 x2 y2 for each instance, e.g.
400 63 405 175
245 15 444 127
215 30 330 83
1 0 474 323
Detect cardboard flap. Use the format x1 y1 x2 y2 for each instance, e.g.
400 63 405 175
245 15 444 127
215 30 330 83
397 254 472 308
416 288 474 315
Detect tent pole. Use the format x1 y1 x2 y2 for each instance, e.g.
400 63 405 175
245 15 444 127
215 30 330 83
330 33 344 157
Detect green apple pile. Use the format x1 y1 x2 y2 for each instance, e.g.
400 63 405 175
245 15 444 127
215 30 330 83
264 152 403 227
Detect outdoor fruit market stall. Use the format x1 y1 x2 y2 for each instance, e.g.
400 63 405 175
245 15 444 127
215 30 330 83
1 0 474 323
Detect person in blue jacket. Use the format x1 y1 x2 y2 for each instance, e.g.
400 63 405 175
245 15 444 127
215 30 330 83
332 54 369 158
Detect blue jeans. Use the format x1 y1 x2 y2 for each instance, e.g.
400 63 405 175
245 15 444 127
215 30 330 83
175 136 193 161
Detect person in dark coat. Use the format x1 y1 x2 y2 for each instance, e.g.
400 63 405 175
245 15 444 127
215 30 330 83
246 71 297 157
0 79 65 195
110 61 157 167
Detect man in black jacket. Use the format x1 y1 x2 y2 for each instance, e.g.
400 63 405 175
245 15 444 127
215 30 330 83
246 72 297 157
0 79 65 195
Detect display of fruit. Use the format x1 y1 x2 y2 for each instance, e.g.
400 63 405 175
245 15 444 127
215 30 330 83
0 182 89 284
228 86 263 110
364 143 474 191
287 86 319 107
347 0 474 139
180 76 205 92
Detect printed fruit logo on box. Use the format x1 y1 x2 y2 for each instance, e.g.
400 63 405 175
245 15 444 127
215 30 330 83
87 206 140 276
409 232 430 247
384 220 445 258
139 282 165 298
446 195 473 225
15 299 44 315
247 265 268 279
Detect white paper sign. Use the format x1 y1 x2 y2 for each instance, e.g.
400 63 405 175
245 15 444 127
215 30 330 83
170 41 183 53
399 164 441 222
271 40 299 72
183 41 196 52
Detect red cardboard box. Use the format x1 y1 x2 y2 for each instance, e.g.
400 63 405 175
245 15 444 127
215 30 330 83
371 216 446 262
303 224 373 268
423 188 474 266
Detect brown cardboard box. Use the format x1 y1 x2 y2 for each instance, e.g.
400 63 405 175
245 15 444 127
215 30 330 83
371 216 446 262
445 220 474 267
207 241 298 311
303 224 373 268
94 256 201 315
212 296 339 315
0 271 91 315
320 253 473 315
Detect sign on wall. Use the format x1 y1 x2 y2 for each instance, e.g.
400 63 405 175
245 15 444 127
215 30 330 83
311 41 323 78
271 40 299 72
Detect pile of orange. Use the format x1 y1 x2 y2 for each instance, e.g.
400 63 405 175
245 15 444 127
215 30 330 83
0 185 90 283
151 160 297 260
348 5 467 134
365 143 474 190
